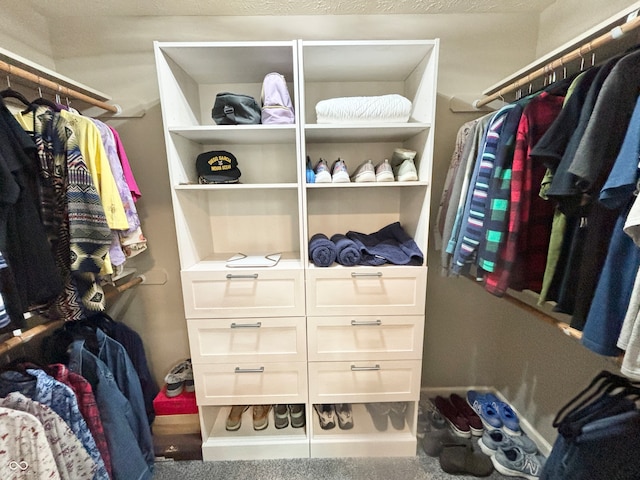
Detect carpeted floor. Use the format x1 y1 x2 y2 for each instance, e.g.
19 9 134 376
152 440 511 480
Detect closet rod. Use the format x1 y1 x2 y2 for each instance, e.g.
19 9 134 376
0 320 64 357
104 275 144 303
0 59 121 114
473 13 640 108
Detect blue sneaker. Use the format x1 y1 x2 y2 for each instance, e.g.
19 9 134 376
484 393 521 435
466 390 502 430
478 429 537 457
306 156 316 183
492 446 545 480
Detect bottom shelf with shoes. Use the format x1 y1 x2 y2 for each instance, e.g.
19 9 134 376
309 402 418 458
200 404 310 461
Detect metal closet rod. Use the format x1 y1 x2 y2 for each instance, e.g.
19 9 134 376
474 13 640 109
0 59 121 114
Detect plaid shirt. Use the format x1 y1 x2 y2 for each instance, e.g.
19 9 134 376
485 92 564 296
45 363 113 479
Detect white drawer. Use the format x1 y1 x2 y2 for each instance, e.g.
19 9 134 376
193 362 308 405
306 266 427 316
308 360 421 403
307 315 424 361
188 317 307 363
181 268 305 318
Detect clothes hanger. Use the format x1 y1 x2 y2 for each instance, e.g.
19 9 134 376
0 76 31 107
21 82 60 114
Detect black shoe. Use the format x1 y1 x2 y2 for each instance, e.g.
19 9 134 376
439 443 493 477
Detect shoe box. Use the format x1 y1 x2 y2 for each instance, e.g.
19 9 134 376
152 386 201 460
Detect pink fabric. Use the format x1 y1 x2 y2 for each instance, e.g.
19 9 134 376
108 125 142 201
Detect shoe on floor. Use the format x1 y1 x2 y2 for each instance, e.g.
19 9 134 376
314 158 331 183
253 405 271 431
289 404 305 428
274 404 289 429
434 396 471 438
351 160 376 183
422 424 467 457
484 393 521 435
375 159 394 182
439 443 494 477
491 446 545 479
450 393 483 436
164 358 192 397
388 401 408 430
467 390 503 430
335 403 354 430
478 429 538 456
226 405 249 431
331 158 351 183
366 402 390 431
314 404 336 430
395 158 418 182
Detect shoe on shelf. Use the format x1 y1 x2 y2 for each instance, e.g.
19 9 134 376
331 158 351 183
390 148 416 169
306 156 316 184
289 404 305 428
478 429 538 457
434 396 471 438
466 390 503 431
253 405 271 431
164 358 192 398
365 402 390 431
449 393 483 436
439 443 494 477
351 160 376 183
335 403 354 430
226 405 249 431
389 401 408 430
314 158 331 183
395 158 418 182
314 404 336 430
274 404 289 429
375 159 394 182
484 393 521 436
491 446 545 480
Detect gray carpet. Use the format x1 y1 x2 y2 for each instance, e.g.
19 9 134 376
152 442 511 480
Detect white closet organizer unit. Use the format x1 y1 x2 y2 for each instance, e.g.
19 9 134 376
154 38 439 461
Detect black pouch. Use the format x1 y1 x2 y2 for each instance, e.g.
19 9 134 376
212 92 261 125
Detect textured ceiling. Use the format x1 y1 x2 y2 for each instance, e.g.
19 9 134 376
23 0 556 16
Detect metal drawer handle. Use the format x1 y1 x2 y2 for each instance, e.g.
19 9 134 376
226 273 259 279
350 319 382 326
350 364 381 371
351 272 383 278
230 322 262 328
234 367 265 373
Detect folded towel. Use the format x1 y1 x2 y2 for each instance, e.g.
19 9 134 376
346 222 423 266
309 233 337 267
330 233 361 266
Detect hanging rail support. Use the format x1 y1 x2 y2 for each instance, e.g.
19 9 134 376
473 12 640 109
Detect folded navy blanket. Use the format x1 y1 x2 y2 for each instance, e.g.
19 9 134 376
309 233 337 267
346 222 423 266
330 233 361 266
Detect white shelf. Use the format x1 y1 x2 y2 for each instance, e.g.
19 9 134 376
175 183 299 190
304 123 430 143
170 125 297 144
306 181 429 189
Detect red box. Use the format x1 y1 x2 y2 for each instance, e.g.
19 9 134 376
153 386 198 415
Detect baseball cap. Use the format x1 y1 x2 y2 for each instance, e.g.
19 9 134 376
196 150 241 184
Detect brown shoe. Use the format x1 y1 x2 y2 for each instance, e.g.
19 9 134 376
226 405 249 431
253 405 271 430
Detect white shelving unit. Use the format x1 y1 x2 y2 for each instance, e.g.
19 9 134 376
154 38 439 461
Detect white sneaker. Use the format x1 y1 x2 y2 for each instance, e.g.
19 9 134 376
331 158 351 183
375 159 394 182
390 148 416 169
396 158 418 182
351 160 376 182
314 158 331 183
